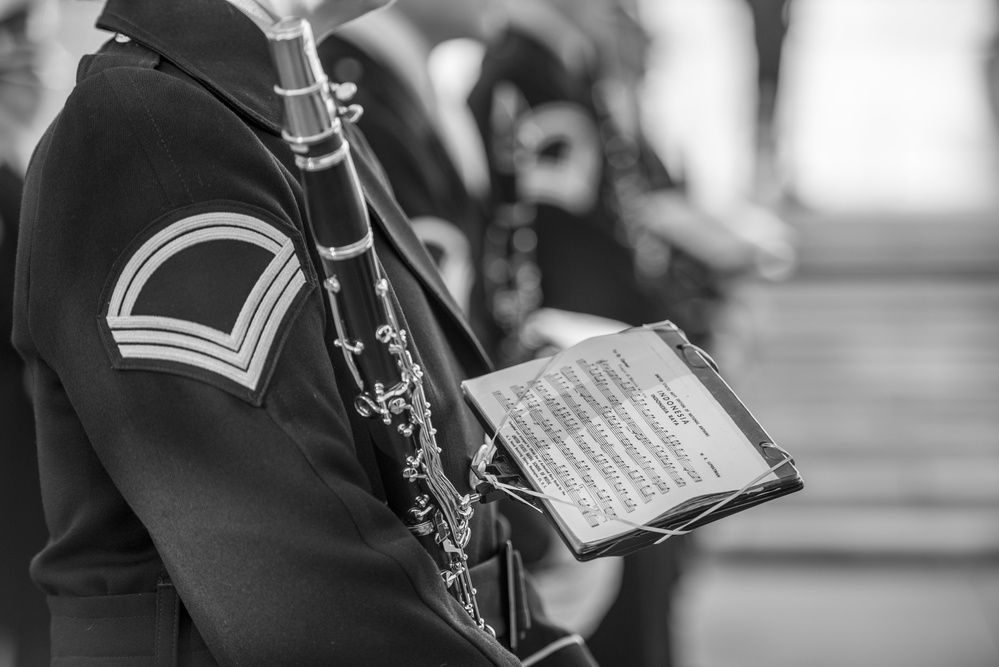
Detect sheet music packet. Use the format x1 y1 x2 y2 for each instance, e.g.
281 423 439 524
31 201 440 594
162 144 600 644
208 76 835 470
464 321 803 560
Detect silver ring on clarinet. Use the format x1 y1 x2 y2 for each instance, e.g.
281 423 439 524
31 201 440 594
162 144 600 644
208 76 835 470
296 141 350 171
316 229 373 260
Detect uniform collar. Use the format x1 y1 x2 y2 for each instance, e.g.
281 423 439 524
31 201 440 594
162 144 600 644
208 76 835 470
97 0 284 134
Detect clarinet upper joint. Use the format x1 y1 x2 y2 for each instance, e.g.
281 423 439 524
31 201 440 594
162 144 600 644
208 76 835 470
265 14 487 631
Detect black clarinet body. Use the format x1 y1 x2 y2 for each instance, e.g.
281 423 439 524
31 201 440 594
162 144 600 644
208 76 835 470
265 18 486 629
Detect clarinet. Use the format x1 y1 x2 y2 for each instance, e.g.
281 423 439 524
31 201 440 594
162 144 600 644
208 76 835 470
265 18 487 630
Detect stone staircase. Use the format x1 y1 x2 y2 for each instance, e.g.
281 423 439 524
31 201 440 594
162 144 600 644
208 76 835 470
697 210 999 559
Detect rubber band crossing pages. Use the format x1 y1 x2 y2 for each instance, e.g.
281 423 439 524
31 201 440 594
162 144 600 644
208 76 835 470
464 320 804 560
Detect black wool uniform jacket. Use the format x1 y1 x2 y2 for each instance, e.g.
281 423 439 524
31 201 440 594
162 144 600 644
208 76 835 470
12 1 527 664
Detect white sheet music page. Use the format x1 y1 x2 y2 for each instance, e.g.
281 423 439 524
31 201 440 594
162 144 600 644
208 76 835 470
464 327 778 546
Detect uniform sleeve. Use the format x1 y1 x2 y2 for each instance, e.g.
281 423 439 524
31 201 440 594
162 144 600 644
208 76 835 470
22 65 517 666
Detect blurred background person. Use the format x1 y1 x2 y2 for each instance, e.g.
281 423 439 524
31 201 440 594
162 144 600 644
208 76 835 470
742 0 792 203
0 0 52 665
469 0 681 366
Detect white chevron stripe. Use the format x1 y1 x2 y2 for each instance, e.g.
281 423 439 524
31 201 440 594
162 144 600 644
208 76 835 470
109 212 286 316
225 243 298 349
109 258 301 367
113 272 307 388
106 211 309 391
107 246 299 352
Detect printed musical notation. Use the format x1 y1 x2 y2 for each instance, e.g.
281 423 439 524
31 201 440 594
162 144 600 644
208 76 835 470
465 327 778 545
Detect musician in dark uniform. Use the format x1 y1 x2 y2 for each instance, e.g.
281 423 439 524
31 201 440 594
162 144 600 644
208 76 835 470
467 1 716 665
12 0 595 664
466 0 732 361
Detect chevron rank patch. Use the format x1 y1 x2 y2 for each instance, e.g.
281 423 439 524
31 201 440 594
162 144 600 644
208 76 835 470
99 205 315 404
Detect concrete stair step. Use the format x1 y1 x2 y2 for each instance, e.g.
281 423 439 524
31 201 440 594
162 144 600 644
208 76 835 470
786 211 999 276
700 213 999 559
745 387 999 450
780 454 999 507
693 452 999 558
748 416 999 459
697 504 999 558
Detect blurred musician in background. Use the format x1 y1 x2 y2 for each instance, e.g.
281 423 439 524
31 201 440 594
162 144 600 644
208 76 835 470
470 0 681 365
